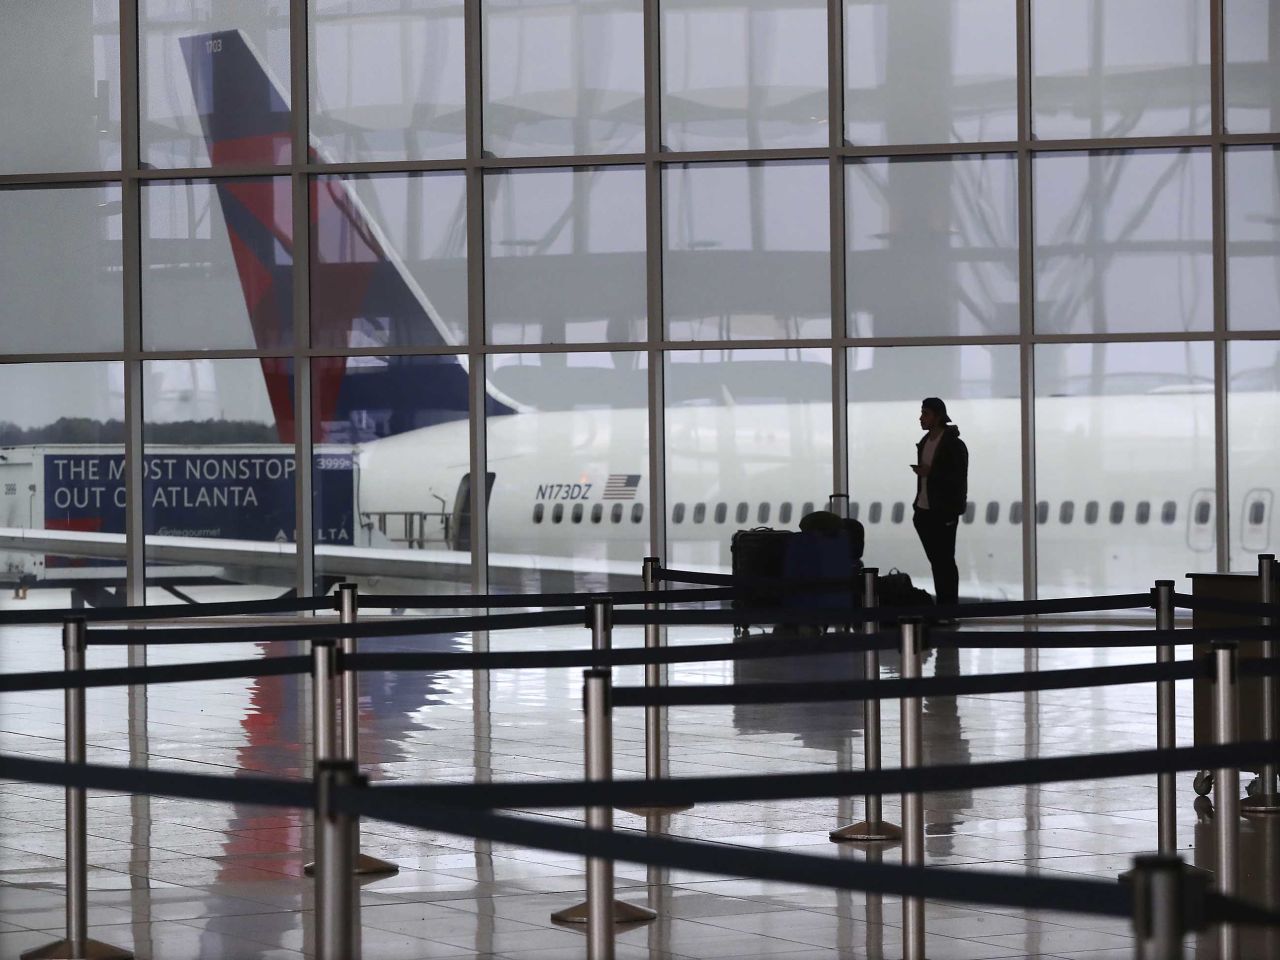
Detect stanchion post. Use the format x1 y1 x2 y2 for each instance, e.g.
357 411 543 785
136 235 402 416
1154 580 1177 855
315 760 361 960
21 621 133 960
831 568 901 843
1211 640 1240 960
584 669 615 960
313 636 337 766
1243 553 1278 815
900 618 926 960
550 669 655 934
329 583 398 877
622 559 693 816
643 558 661 782
1129 854 1188 960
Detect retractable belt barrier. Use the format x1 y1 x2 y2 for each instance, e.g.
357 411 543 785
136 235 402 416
10 628 1280 694
356 586 734 609
0 593 331 627
3 748 1280 931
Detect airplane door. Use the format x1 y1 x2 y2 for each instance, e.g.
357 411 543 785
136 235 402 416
1241 488 1274 553
449 472 496 551
1187 488 1215 553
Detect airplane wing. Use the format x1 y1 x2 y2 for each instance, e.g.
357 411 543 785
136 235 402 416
0 527 645 595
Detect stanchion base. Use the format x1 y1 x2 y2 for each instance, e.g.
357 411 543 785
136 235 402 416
550 899 657 926
21 938 134 959
1116 860 1213 885
354 852 400 875
617 801 695 816
829 820 903 843
1241 795 1280 816
303 852 400 877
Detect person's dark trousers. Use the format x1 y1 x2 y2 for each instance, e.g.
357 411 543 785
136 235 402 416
912 507 959 607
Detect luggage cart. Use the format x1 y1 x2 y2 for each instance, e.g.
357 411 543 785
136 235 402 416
1187 566 1278 797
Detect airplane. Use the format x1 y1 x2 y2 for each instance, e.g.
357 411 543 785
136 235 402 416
1 29 1275 608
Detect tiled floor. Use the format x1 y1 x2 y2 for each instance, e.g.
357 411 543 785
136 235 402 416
2 602 1278 959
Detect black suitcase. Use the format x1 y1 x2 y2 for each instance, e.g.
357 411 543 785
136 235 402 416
730 528 791 626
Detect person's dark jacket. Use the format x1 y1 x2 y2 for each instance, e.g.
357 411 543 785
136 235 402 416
915 424 968 519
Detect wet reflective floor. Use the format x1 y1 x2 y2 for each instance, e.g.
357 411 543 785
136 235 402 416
1 613 1278 958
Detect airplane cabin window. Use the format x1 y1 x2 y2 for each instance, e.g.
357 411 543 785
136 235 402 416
1036 501 1048 524
758 503 770 523
533 503 544 524
672 503 685 524
1135 501 1150 525
802 501 814 516
714 502 727 524
571 503 583 523
963 501 975 524
1010 501 1023 524
735 502 748 524
891 502 904 524
693 503 706 523
610 503 624 523
1110 501 1124 524
1162 501 1177 525
1249 501 1266 525
868 502 882 523
849 502 859 521
1195 501 1211 525
552 503 565 523
1059 501 1074 524
591 503 603 523
986 501 999 524
631 503 644 524
1085 501 1099 524
779 502 793 524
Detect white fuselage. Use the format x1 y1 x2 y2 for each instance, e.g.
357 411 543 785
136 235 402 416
353 392 1276 598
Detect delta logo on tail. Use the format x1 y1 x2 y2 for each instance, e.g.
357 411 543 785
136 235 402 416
178 30 513 444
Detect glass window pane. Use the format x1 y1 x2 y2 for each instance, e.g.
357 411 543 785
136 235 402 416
486 167 646 344
1032 0 1211 139
1035 342 1216 597
143 358 296 597
0 185 123 354
844 0 1017 146
143 177 293 351
310 0 466 163
1034 150 1212 334
846 155 1018 338
667 349 831 569
0 362 124 610
312 172 468 349
1228 340 1280 567
313 355 474 597
141 2 292 169
662 0 828 151
0 2 120 174
484 0 644 156
1226 146 1280 332
1225 0 1280 133
848 345 1021 600
664 161 830 341
486 352 648 591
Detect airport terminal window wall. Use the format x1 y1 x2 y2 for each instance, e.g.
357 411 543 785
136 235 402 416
1 0 1278 607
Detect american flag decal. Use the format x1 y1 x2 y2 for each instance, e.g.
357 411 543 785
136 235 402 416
602 474 641 500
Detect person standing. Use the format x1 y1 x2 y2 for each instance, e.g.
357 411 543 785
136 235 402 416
911 397 968 611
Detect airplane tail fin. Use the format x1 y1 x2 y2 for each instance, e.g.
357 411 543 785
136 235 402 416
179 30 515 443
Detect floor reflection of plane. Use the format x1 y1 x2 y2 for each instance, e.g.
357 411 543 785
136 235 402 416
214 633 462 912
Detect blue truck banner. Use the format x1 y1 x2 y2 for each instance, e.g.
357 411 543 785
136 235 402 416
43 452 353 545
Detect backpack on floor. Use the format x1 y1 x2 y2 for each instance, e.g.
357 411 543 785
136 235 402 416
876 568 933 609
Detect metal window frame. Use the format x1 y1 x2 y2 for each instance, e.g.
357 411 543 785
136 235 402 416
0 0 1277 600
